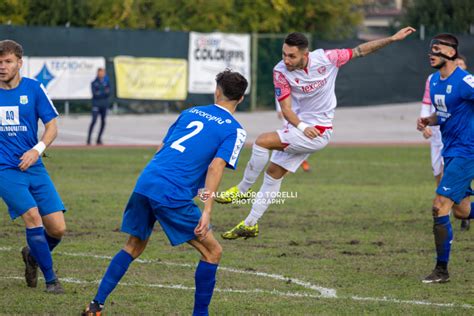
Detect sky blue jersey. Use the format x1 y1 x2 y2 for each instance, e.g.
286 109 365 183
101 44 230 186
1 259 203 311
430 67 474 158
134 104 247 207
0 77 58 170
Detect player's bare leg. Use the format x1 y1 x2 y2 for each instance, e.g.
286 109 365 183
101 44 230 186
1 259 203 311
42 211 66 250
454 194 471 232
83 235 149 315
188 232 222 316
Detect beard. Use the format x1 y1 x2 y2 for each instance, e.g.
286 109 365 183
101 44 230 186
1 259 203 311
0 71 18 84
431 58 446 69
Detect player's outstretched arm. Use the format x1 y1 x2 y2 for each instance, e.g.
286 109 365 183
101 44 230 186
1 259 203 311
352 26 416 59
18 118 58 171
195 158 227 239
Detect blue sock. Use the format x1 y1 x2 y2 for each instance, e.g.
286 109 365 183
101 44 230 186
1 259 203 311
468 203 474 219
26 227 56 283
44 232 61 251
193 261 218 316
94 249 134 305
433 215 453 268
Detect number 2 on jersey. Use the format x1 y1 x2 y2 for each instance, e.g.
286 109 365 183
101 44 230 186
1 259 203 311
171 121 204 153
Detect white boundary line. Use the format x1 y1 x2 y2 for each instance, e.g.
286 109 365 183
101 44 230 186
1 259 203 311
0 276 323 299
57 251 336 298
0 247 472 309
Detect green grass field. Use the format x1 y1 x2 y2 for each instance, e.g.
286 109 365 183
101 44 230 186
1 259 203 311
0 146 473 315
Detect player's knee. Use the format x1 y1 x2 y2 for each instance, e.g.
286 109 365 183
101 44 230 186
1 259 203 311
21 208 43 227
266 164 286 179
255 135 268 148
206 243 222 263
124 236 147 259
452 204 470 219
432 196 451 217
47 224 66 239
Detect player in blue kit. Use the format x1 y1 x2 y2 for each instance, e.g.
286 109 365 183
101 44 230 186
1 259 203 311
83 70 248 316
0 40 66 293
417 34 474 283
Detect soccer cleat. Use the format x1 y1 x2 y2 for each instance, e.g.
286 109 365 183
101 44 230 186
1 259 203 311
214 186 253 204
300 160 311 172
221 221 259 240
82 300 103 316
45 279 65 294
21 246 38 288
422 266 450 284
460 219 470 231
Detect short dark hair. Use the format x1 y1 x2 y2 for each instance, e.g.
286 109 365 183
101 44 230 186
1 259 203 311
433 33 459 47
215 69 248 101
0 40 23 58
284 32 309 50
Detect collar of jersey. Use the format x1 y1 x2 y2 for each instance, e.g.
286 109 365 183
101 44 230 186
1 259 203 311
214 103 233 115
438 66 460 81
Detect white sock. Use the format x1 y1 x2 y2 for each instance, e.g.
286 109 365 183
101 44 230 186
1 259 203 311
237 144 269 193
244 173 283 226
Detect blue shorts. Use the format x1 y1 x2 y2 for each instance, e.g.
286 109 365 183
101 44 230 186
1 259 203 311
0 165 66 220
121 192 202 246
436 157 474 204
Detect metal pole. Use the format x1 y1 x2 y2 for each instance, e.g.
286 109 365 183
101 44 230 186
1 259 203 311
64 101 70 116
420 24 425 41
250 32 258 112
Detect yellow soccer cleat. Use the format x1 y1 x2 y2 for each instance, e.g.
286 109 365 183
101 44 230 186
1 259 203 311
221 221 259 240
214 186 253 204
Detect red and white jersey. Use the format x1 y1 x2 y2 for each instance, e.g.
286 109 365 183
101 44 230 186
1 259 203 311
421 74 436 116
273 48 352 126
421 73 442 146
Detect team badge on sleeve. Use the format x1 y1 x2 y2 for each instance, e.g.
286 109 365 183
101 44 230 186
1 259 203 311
20 95 28 105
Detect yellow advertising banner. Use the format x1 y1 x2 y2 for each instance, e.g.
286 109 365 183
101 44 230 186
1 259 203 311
114 56 187 100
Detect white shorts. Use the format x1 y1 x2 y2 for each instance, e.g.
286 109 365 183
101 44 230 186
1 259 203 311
430 127 443 176
271 125 332 173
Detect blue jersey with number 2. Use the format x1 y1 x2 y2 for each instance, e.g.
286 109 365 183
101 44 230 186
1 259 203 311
134 104 247 207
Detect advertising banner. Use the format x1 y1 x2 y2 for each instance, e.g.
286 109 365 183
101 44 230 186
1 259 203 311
26 57 105 100
114 56 187 100
188 32 251 94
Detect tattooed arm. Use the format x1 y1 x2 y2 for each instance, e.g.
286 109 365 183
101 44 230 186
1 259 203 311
352 26 416 58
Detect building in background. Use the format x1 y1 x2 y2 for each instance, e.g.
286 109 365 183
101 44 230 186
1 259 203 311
360 0 403 40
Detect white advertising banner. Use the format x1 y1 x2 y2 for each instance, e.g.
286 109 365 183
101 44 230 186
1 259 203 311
188 32 251 94
24 57 106 100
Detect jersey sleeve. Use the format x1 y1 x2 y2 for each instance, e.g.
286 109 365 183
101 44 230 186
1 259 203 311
215 128 247 170
460 74 474 101
420 76 432 117
273 70 291 102
36 83 58 124
324 49 353 68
